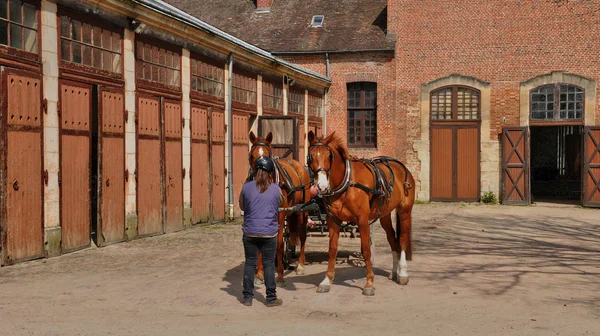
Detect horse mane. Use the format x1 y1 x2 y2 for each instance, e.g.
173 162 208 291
327 133 351 162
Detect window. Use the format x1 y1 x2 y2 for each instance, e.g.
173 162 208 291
263 81 282 111
308 93 323 117
60 15 121 73
288 89 304 114
191 58 223 98
0 0 38 53
136 41 180 87
232 73 256 105
311 15 324 27
430 86 480 120
347 82 376 147
530 84 583 121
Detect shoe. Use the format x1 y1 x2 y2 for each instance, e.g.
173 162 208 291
242 298 252 306
266 298 283 307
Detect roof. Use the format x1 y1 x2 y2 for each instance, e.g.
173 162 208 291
165 0 394 53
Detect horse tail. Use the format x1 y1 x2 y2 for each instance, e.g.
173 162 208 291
395 209 412 261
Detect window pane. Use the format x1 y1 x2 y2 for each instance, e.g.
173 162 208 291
112 53 120 72
112 32 120 52
0 21 7 45
93 48 102 68
82 24 92 44
23 3 36 28
83 45 92 66
60 17 70 38
72 42 81 63
10 24 22 49
103 51 112 71
72 20 81 41
0 1 7 19
60 40 70 61
10 0 22 24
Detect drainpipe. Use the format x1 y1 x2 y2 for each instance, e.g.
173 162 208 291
324 53 330 135
227 53 234 220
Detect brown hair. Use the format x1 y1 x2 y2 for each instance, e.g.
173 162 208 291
255 169 273 193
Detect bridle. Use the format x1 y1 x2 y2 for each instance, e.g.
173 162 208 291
248 141 272 169
307 142 351 197
307 141 334 178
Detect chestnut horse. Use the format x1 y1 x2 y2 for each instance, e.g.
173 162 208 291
247 131 311 287
306 131 416 296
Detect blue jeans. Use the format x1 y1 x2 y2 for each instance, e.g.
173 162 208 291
242 235 277 302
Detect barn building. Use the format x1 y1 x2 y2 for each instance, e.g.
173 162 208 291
175 0 600 207
0 0 329 265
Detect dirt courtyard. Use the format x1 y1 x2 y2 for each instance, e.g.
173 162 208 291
1 203 599 336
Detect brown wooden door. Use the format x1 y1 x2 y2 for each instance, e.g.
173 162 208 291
211 109 225 222
191 105 210 224
430 124 480 201
60 81 92 252
257 116 298 159
164 100 183 232
1 69 44 264
136 94 163 236
502 127 530 205
583 126 600 207
98 87 125 245
232 113 249 218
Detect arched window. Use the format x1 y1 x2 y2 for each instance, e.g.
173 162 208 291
430 86 480 120
530 84 583 121
347 82 377 147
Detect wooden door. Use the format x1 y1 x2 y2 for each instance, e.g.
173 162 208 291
211 109 225 222
1 68 44 264
163 100 183 233
98 87 125 245
583 126 600 207
60 81 92 252
191 105 210 224
502 127 530 205
257 116 298 159
232 113 249 217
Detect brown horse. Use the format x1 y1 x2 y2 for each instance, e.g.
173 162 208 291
247 131 311 287
306 131 416 296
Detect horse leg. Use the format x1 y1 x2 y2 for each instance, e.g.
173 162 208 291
296 213 307 275
255 251 265 285
396 207 413 285
379 213 399 282
317 219 340 293
276 211 287 288
358 216 376 296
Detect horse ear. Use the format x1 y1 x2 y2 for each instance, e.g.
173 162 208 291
323 131 336 144
308 130 315 144
265 132 273 145
249 131 257 144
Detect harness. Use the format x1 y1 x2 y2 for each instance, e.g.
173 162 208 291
308 142 413 225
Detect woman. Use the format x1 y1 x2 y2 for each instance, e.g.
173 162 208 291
238 156 283 307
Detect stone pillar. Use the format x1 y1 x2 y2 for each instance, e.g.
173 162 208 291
123 29 138 239
41 0 60 257
304 89 309 159
224 62 232 218
181 49 192 227
283 78 288 115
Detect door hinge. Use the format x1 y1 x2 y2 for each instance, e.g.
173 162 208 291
125 110 129 124
182 168 186 178
58 171 62 186
181 118 186 129
43 169 48 186
125 169 129 182
57 100 61 114
134 169 138 182
42 98 48 114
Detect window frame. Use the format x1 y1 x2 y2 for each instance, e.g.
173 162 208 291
429 85 481 122
262 79 283 114
529 83 585 123
308 92 323 118
287 87 305 115
190 56 224 100
231 70 257 108
134 35 182 92
0 0 40 57
347 82 377 148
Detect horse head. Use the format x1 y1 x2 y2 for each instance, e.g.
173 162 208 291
307 130 347 193
248 131 273 171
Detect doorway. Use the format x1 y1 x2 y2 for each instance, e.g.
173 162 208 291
530 125 582 204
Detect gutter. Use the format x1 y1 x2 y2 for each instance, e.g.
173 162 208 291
131 0 331 85
324 53 330 135
227 53 234 220
271 48 396 56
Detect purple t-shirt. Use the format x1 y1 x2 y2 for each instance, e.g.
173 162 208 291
240 181 281 236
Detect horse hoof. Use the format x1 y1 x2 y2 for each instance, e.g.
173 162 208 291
316 285 330 293
254 278 264 286
277 281 287 288
398 276 409 285
388 273 398 281
296 266 305 275
362 287 375 296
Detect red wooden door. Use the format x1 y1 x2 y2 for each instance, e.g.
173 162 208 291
583 126 600 207
1 69 44 264
502 127 530 205
164 100 183 232
430 127 453 200
136 95 163 236
298 120 305 166
191 105 210 223
60 81 92 252
232 113 249 217
99 87 125 245
211 109 225 222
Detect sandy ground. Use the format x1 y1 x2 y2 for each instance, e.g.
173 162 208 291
1 203 599 336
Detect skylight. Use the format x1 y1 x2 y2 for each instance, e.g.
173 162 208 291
311 15 324 27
